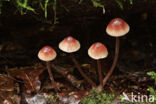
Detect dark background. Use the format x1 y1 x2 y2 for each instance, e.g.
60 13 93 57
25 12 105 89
0 0 155 73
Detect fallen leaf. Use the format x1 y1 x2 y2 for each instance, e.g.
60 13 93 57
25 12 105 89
9 66 45 93
0 74 21 104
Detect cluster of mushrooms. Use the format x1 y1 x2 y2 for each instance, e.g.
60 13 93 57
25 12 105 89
38 18 130 92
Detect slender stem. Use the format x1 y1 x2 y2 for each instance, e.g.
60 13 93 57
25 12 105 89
102 37 120 87
97 60 103 91
70 53 96 87
46 61 57 92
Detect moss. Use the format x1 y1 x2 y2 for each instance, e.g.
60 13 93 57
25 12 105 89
80 89 116 104
147 72 156 103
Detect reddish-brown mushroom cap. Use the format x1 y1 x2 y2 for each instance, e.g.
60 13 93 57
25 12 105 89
59 36 80 53
38 46 57 61
106 18 130 37
88 42 108 60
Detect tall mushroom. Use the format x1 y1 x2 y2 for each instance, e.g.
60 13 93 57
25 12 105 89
59 36 96 87
88 42 108 91
38 46 58 91
102 18 130 87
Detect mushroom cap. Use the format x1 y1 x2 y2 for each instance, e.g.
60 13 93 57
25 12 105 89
106 18 130 37
59 36 80 53
38 46 57 61
88 42 108 60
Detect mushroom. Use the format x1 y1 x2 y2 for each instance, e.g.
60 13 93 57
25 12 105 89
88 42 108 91
59 36 96 87
38 46 58 91
102 18 130 87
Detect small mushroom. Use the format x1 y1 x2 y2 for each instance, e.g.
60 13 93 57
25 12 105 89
59 36 96 87
88 42 108 91
102 18 130 87
38 46 58 91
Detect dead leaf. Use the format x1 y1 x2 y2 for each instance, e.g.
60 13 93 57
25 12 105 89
8 66 45 93
0 74 21 104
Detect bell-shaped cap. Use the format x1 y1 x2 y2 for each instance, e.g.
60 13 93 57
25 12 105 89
38 46 57 61
59 36 80 53
88 42 108 60
106 18 130 37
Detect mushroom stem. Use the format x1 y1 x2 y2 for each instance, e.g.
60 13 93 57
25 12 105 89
102 37 120 87
46 61 57 92
97 60 103 91
70 53 96 87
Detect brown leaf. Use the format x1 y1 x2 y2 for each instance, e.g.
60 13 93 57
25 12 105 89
0 74 20 104
0 74 17 92
9 66 45 93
